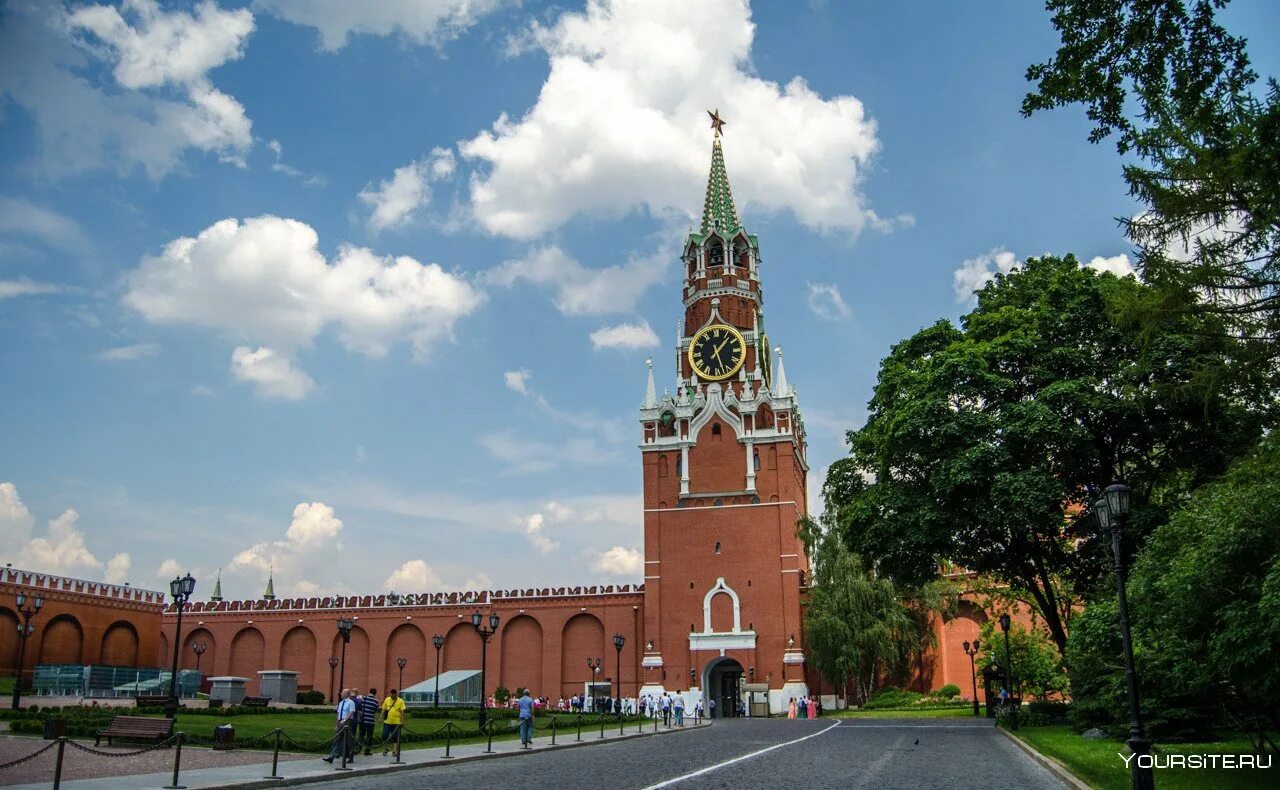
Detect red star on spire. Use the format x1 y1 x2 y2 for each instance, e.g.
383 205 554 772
708 109 726 136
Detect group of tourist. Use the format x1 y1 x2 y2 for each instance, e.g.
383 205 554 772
786 696 819 719
321 687 406 763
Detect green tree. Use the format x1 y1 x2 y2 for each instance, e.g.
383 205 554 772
827 255 1266 655
1069 433 1280 748
977 619 1069 701
799 515 941 704
1024 0 1280 346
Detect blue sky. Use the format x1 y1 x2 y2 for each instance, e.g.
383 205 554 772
2 0 1277 600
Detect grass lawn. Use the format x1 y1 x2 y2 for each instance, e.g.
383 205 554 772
1017 725 1277 790
826 706 980 719
0 678 13 695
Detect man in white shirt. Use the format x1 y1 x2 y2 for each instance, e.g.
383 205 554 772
323 689 356 763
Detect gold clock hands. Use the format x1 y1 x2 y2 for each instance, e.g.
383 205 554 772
713 336 732 358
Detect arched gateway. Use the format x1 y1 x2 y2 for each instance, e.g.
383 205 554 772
701 657 746 718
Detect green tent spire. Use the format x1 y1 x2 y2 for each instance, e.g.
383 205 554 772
210 569 223 602
699 133 741 237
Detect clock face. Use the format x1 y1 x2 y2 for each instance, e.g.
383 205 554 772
688 324 746 381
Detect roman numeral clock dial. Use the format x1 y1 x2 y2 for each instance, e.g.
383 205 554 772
688 324 746 381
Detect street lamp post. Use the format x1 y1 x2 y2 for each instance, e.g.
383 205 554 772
328 656 339 702
1097 484 1156 790
10 592 44 710
431 634 444 708
336 618 354 694
612 633 625 702
998 613 1017 731
192 642 207 675
471 611 499 728
396 657 407 691
963 640 981 717
586 657 601 711
165 572 196 719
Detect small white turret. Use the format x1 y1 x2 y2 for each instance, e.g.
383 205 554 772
773 347 789 398
643 357 657 408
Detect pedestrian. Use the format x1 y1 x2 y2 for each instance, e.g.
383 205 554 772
708 697 716 718
807 696 817 720
358 687 378 755
798 696 808 719
322 689 356 763
674 691 685 725
661 693 671 726
380 688 405 756
517 688 536 748
788 697 796 719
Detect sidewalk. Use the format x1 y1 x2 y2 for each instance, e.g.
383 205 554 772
6 719 707 789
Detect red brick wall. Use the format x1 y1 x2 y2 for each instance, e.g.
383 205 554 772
499 615 542 692
281 626 316 688
384 623 426 692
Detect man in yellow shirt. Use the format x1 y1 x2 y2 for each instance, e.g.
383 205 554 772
380 688 406 755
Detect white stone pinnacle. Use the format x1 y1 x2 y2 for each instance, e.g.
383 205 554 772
773 346 789 398
643 357 657 408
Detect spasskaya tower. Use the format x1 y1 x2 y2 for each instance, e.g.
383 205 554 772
637 111 810 714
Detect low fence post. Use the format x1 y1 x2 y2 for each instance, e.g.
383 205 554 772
52 736 66 790
550 716 557 746
599 714 605 739
576 714 582 742
484 719 494 754
163 732 186 790
619 714 625 736
393 723 403 764
263 728 282 780
444 722 454 759
337 726 352 771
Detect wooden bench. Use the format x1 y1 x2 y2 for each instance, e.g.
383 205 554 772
134 695 171 708
95 715 174 747
242 696 271 707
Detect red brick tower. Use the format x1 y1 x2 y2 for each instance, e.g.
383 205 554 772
638 118 810 715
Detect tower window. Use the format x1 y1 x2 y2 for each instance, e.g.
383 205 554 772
753 450 760 470
689 582 694 590
711 423 721 436
676 457 682 476
714 542 721 554
713 498 723 506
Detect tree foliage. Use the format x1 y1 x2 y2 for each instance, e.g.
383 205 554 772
799 515 945 704
977 619 1069 702
1024 0 1280 346
1068 434 1280 748
826 255 1267 655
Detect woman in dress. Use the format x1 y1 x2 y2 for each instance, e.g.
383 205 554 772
807 696 818 719
787 697 797 719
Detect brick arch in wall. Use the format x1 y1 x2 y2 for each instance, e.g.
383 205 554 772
385 623 426 693
560 613 604 697
281 627 317 689
230 627 266 695
181 628 216 673
100 621 139 667
500 615 543 694
941 600 989 701
442 621 480 672
159 631 169 668
331 626 370 692
39 614 83 665
0 609 19 672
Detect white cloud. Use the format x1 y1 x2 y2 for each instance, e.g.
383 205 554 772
0 482 36 546
0 1 254 179
157 558 183 580
382 558 447 591
230 346 315 400
480 432 555 474
590 321 659 350
0 279 63 299
124 216 483 397
359 148 456 231
592 546 643 577
97 343 160 361
953 247 1020 304
504 369 532 394
482 245 667 315
256 0 503 51
456 0 891 239
104 552 132 584
805 282 851 320
522 512 559 554
1085 253 1136 278
284 502 344 548
0 197 88 253
355 446 368 463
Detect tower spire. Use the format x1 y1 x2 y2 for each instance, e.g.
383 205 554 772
262 565 276 601
700 110 740 236
643 357 657 408
773 347 789 397
210 569 223 602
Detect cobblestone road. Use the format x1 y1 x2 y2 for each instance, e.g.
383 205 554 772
338 718 1066 790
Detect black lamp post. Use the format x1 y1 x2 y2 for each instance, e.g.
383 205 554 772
165 572 196 719
431 634 444 708
328 656 338 702
963 639 981 717
336 618 354 693
612 633 625 701
1097 484 1155 790
997 613 1017 730
192 642 207 675
10 591 43 710
396 656 407 690
471 611 499 727
586 657 601 710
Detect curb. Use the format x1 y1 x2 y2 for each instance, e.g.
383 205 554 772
198 721 710 790
996 727 1092 790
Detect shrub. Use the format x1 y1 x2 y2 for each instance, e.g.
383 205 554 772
863 687 923 710
935 684 961 699
296 690 326 705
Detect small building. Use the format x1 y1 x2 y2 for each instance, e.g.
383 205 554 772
401 670 482 707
